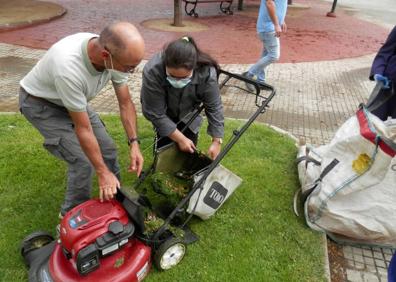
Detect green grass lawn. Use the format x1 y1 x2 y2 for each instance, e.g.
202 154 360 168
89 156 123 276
0 114 326 282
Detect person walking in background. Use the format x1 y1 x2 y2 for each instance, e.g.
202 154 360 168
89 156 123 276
141 36 224 160
369 26 396 119
19 22 144 217
243 0 288 88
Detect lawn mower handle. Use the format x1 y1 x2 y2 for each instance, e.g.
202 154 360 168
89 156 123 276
153 71 276 241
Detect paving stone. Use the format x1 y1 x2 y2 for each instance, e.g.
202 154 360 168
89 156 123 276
374 252 384 260
365 264 376 273
347 269 363 282
362 272 379 282
380 275 388 282
378 267 388 276
353 247 365 256
363 249 373 257
376 260 386 268
385 253 393 263
354 255 365 263
364 257 375 266
384 248 393 255
355 262 366 270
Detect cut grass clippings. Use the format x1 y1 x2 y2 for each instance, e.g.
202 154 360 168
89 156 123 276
0 114 326 281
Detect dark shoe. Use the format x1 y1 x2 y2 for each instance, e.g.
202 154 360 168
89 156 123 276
241 72 255 92
257 80 266 89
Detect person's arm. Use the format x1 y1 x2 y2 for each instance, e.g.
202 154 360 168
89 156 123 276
68 111 119 202
141 66 195 153
54 75 119 202
113 83 143 176
200 67 224 159
370 26 396 82
266 0 282 37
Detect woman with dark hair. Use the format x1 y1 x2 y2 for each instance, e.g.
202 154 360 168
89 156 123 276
141 36 224 159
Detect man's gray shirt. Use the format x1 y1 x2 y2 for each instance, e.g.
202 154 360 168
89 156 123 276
141 53 224 138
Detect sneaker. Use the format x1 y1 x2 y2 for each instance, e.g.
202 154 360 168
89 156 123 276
241 71 256 92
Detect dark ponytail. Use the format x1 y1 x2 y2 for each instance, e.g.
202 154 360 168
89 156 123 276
163 36 219 74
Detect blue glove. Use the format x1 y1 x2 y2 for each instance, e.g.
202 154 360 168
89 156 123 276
374 74 390 89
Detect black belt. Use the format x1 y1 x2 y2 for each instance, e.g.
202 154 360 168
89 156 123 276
24 91 68 112
26 93 48 103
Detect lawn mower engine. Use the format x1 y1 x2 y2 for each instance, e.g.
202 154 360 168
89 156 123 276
21 198 151 282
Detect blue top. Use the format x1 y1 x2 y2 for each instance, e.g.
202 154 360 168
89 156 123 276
256 0 288 33
370 26 396 83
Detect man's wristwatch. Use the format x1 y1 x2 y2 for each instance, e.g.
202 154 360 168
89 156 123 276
127 137 140 146
212 138 223 144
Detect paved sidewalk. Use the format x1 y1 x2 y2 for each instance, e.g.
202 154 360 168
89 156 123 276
0 41 375 145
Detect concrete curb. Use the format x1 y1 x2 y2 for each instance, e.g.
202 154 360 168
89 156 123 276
0 1 66 32
323 234 332 282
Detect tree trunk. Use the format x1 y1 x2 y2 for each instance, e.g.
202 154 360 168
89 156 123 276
173 0 183 27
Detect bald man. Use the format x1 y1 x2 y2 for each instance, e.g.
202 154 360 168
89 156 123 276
19 22 144 217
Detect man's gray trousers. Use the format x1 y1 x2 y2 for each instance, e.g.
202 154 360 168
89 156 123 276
19 87 120 215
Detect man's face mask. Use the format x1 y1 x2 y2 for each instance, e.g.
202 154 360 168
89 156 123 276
104 52 130 76
166 71 193 89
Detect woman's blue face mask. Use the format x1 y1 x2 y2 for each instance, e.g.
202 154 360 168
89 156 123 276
166 70 193 89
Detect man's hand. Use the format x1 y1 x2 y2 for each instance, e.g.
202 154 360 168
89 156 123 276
266 0 282 37
208 139 222 160
177 136 196 153
98 169 120 202
274 24 282 37
374 74 390 89
128 142 144 176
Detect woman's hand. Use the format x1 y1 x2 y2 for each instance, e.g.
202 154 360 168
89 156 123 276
208 138 222 159
177 137 196 153
169 129 196 153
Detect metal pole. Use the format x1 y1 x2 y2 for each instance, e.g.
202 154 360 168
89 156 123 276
326 0 338 17
173 0 183 27
238 0 243 11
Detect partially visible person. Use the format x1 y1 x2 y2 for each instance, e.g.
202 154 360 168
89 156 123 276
141 36 224 160
243 0 288 88
369 26 396 119
19 22 144 217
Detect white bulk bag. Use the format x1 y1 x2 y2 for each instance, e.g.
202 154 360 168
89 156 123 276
297 107 396 247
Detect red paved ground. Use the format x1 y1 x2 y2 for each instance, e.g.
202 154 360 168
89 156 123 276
0 0 389 64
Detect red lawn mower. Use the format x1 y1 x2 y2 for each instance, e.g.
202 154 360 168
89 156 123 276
20 70 276 282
